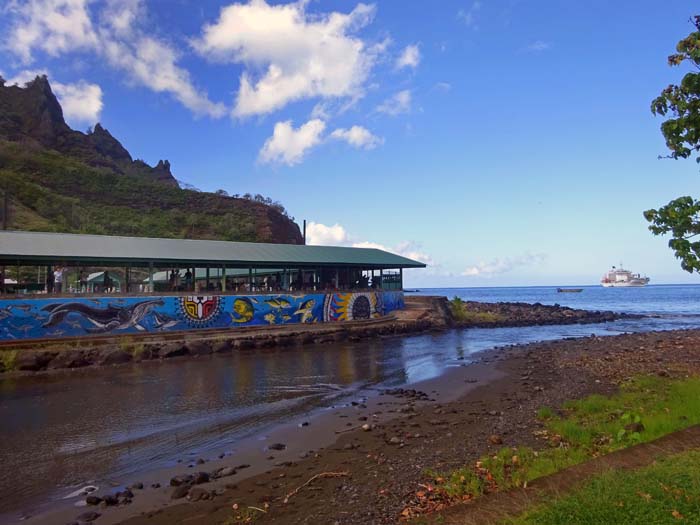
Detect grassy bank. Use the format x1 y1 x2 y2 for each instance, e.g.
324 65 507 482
449 297 504 324
411 375 700 519
506 450 700 524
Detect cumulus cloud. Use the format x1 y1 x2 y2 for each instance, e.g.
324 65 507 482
4 0 98 64
4 69 103 124
193 0 382 118
52 80 103 123
457 1 481 28
3 0 225 118
305 222 433 266
306 222 350 245
376 89 411 116
395 44 420 70
100 35 226 118
259 118 326 166
462 253 546 277
330 125 383 149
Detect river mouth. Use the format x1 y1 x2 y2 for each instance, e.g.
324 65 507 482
1 314 699 521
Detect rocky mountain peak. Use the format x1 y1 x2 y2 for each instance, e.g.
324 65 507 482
0 75 177 186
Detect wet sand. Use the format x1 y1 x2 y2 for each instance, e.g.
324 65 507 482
19 362 504 525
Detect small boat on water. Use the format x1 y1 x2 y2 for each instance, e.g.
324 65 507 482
601 264 650 287
557 288 583 293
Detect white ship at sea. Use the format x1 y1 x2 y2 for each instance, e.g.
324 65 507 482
600 265 650 287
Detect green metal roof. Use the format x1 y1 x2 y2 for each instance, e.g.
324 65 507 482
0 231 426 269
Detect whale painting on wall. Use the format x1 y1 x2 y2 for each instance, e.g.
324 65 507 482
0 291 405 341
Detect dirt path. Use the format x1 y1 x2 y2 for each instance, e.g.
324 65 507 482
435 425 700 524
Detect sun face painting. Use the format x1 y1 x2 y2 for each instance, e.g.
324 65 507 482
323 292 381 322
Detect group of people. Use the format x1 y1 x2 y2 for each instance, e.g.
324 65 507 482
46 267 114 294
168 269 193 291
46 266 65 294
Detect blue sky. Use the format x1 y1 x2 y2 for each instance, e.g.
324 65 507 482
1 0 699 287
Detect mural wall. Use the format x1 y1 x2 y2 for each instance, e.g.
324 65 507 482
0 291 405 341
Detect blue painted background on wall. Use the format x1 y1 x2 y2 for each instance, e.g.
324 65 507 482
0 291 405 341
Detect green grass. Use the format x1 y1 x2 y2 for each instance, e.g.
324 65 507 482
429 376 700 503
449 297 504 324
0 350 17 372
505 450 700 524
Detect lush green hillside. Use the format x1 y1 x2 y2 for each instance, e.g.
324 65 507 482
0 141 301 243
0 75 302 244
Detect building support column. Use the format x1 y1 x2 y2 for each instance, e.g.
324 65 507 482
206 266 210 291
399 268 403 290
248 267 253 292
221 265 226 292
148 262 154 293
379 269 384 290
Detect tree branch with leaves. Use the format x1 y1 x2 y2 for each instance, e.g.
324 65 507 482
646 15 700 272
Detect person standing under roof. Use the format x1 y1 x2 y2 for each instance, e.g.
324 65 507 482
54 267 64 294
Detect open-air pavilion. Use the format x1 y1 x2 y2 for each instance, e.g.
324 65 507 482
0 230 426 296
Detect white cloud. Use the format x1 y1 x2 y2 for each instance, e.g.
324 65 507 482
305 222 433 266
395 44 420 70
4 0 99 64
457 1 481 28
356 240 434 266
4 69 102 124
306 222 350 245
100 35 226 118
193 0 382 118
3 0 225 118
462 253 547 277
376 89 411 116
330 125 383 149
434 82 451 92
525 40 551 52
52 80 103 123
259 118 326 166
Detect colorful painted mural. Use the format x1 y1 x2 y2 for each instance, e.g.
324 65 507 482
0 291 405 341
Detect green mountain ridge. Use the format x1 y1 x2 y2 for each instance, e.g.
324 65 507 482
0 75 303 244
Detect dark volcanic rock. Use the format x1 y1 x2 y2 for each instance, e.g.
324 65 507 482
186 341 212 356
76 511 100 522
85 495 102 506
171 485 190 499
193 471 210 484
98 348 132 365
170 475 193 487
47 349 88 369
15 351 55 371
160 343 188 359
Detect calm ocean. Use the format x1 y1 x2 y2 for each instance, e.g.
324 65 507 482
411 284 700 331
